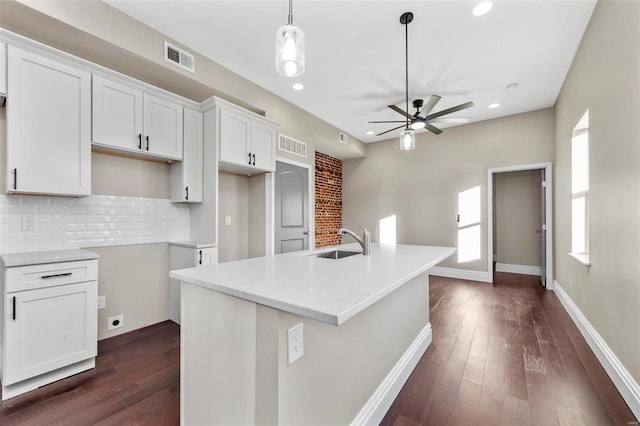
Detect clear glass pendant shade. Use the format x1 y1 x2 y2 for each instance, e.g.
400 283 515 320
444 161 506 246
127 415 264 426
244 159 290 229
276 25 305 77
399 129 415 150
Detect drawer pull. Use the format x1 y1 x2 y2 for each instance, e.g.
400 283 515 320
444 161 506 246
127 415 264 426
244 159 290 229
41 272 72 280
12 296 16 320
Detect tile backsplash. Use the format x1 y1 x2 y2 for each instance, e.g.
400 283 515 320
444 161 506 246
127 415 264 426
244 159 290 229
0 194 190 254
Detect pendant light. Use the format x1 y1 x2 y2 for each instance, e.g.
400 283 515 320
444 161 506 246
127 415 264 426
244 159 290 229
275 0 305 77
399 12 415 151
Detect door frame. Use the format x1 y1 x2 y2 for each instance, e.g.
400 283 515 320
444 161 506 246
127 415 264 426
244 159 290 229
270 156 315 255
487 162 553 288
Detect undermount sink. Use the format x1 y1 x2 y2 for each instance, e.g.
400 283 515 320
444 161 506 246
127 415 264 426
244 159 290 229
315 250 361 259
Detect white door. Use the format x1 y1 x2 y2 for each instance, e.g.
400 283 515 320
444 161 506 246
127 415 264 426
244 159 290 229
183 108 203 202
219 108 251 166
92 75 143 152
195 247 218 266
539 169 547 287
251 122 275 171
275 161 309 254
7 47 91 196
143 94 183 160
4 282 98 385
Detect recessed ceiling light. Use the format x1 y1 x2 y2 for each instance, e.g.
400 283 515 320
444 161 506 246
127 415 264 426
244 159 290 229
366 131 375 135
292 83 304 90
489 103 500 109
473 2 493 17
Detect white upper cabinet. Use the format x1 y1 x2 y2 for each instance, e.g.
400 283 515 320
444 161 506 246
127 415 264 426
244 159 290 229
6 46 91 196
171 108 203 203
0 43 6 98
217 100 277 174
92 75 143 152
92 76 183 161
143 93 183 160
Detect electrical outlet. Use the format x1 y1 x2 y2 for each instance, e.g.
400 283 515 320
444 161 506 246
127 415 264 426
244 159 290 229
287 323 304 365
108 314 124 330
225 216 232 226
21 215 35 232
97 295 106 309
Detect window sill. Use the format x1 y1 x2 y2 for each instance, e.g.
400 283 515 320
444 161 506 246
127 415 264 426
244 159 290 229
569 252 591 267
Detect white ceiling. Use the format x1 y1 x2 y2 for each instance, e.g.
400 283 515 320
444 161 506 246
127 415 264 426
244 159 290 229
106 0 596 143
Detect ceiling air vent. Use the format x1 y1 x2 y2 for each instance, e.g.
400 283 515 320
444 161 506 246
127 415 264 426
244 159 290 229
164 41 195 73
339 132 348 144
278 134 307 158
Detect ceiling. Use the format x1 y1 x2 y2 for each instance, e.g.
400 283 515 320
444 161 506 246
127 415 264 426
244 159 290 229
105 0 596 144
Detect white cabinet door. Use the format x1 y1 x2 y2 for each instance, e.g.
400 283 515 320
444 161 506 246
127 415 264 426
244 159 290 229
219 108 251 167
6 46 91 196
92 75 143 152
0 43 6 97
171 108 203 203
195 247 218 266
4 282 98 385
143 93 183 160
251 121 276 171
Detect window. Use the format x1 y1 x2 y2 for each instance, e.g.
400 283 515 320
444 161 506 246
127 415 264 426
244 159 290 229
379 215 397 244
457 186 482 263
571 111 590 265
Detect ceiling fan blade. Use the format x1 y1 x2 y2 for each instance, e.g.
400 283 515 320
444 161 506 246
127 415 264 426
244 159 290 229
425 123 443 135
368 120 407 124
388 105 413 120
376 124 407 136
425 101 475 120
422 95 442 115
429 117 471 124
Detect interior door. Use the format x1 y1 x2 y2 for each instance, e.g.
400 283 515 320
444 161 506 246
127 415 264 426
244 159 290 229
275 161 309 254
539 169 547 287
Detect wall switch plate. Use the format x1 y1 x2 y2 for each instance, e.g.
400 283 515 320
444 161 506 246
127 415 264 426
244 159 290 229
108 314 124 330
97 295 106 309
225 216 232 226
287 323 304 365
21 215 35 232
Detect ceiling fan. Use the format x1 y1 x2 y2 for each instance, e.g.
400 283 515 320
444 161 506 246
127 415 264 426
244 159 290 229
369 12 474 140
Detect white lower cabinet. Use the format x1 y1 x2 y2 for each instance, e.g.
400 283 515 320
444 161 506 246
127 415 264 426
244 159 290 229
0 251 99 401
169 242 217 324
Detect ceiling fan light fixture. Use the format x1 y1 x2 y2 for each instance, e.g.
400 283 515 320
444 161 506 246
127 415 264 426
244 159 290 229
473 2 494 17
410 120 426 130
276 0 305 77
400 129 415 151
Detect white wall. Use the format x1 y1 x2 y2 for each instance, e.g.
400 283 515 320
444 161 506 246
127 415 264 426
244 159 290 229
343 108 554 273
217 172 249 263
554 0 640 384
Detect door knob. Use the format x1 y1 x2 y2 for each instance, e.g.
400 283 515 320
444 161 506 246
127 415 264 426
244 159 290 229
303 230 310 235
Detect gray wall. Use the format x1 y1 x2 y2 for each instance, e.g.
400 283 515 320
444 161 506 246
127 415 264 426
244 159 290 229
343 108 554 272
554 0 640 383
494 170 542 267
218 172 249 263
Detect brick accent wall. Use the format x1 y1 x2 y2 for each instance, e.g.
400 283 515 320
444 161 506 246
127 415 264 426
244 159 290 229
315 152 342 247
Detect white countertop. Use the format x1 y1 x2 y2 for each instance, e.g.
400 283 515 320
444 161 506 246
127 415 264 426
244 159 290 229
0 248 99 268
170 243 455 325
169 240 217 249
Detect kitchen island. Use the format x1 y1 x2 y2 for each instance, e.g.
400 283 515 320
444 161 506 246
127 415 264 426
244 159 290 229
170 243 455 425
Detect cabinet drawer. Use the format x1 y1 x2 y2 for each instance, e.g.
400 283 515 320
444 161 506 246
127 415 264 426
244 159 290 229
5 260 98 293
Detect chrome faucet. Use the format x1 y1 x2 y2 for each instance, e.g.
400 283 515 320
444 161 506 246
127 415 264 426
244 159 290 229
337 227 371 256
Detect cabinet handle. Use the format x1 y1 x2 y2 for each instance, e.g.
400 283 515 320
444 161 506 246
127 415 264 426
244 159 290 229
138 133 142 150
248 153 252 165
12 296 16 320
146 136 150 151
13 168 17 190
41 272 72 280
252 153 256 166
185 186 189 201
199 250 203 265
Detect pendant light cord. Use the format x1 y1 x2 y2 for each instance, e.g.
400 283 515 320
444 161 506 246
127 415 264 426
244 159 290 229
288 0 293 25
405 18 409 131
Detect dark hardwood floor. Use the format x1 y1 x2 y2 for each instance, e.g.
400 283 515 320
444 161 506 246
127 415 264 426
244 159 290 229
0 321 180 426
0 273 636 425
382 273 637 426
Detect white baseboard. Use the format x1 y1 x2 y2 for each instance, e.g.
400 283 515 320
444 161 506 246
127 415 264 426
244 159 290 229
429 266 492 283
495 263 541 276
553 280 640 420
351 323 432 425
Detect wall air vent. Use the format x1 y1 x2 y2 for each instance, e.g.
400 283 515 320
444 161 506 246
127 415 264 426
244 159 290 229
278 134 307 158
339 132 348 144
164 41 195 73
